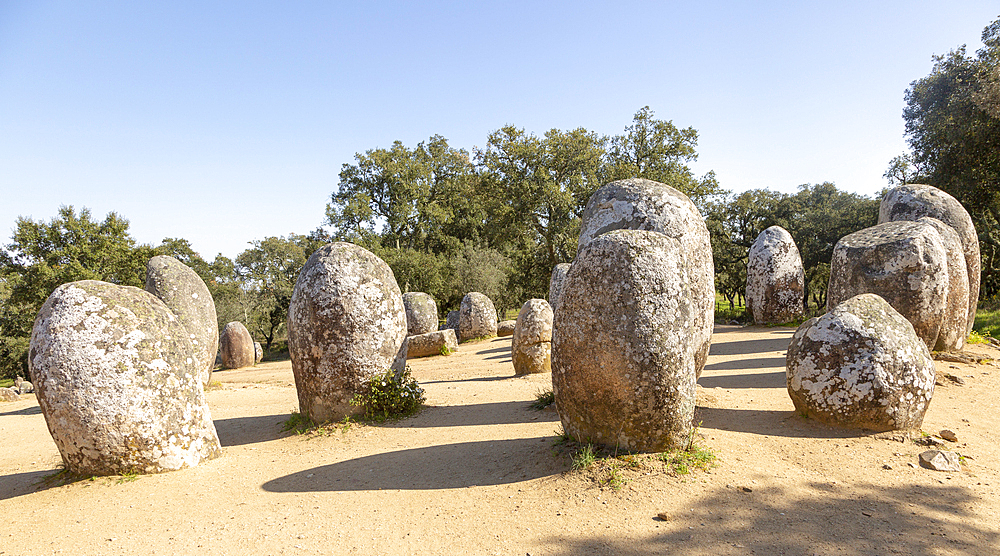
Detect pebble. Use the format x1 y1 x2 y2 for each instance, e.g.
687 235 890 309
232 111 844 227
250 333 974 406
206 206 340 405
939 429 958 442
919 450 962 472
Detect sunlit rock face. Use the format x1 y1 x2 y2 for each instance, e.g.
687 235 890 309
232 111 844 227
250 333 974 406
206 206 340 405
512 299 553 376
458 292 497 342
746 226 805 325
403 292 438 336
220 322 255 370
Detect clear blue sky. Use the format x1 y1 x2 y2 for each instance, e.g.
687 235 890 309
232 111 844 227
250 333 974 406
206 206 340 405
2 1 997 260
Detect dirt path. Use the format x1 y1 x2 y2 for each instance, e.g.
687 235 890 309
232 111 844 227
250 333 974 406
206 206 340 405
2 325 998 555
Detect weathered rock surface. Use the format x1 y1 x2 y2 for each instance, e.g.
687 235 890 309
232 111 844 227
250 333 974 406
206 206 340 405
577 178 713 376
29 280 221 475
827 220 949 350
254 342 263 364
0 388 19 402
403 292 438 336
145 255 219 387
220 322 256 370
917 217 969 351
746 226 804 324
548 263 571 311
443 310 459 331
786 294 935 431
458 292 498 342
497 320 516 337
406 329 459 358
919 450 961 472
287 242 408 423
553 229 696 452
512 299 553 376
880 184 980 335
15 376 33 394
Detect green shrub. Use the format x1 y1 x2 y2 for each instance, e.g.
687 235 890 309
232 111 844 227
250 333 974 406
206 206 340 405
350 367 426 422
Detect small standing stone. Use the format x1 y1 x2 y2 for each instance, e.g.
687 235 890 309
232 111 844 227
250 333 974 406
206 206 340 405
746 226 805 324
497 320 516 337
220 322 256 370
512 299 553 375
254 342 263 364
403 292 438 336
442 310 460 331
458 292 498 342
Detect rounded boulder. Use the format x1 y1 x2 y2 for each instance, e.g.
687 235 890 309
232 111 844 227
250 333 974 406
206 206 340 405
29 280 221 475
553 230 696 452
287 242 408 423
220 322 255 370
746 226 805 324
917 217 969 352
577 178 713 377
879 184 979 335
512 299 553 376
145 255 219 387
458 292 498 342
826 220 949 350
786 294 935 431
403 292 438 336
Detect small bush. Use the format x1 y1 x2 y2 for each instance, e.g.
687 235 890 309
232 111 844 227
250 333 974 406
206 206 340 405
531 389 555 410
351 367 426 422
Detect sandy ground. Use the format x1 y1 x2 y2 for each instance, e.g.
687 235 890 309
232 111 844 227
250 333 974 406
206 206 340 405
2 324 999 556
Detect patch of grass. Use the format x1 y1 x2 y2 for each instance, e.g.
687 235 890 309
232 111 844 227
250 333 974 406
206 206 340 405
571 443 596 470
439 344 453 356
0 378 12 388
530 389 555 410
968 329 990 344
660 444 717 475
115 472 140 484
350 366 425 423
282 411 354 436
974 301 1000 338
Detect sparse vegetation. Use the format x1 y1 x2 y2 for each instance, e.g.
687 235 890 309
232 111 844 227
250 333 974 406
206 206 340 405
439 344 453 356
530 389 555 410
282 411 354 436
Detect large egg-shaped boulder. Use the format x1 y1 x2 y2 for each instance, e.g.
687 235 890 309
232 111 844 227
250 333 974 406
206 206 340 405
403 292 438 336
826 221 949 350
548 263 571 311
458 292 498 342
287 242 408 423
220 322 255 370
879 184 979 336
746 226 805 324
917 217 969 352
786 294 935 431
577 178 713 377
553 230 696 452
145 255 219 387
512 299 553 376
29 281 221 475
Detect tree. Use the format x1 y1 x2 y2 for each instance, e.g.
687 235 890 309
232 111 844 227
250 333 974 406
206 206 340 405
0 206 152 379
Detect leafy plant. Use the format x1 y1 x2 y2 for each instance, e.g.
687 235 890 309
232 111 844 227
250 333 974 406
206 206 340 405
350 367 425 422
439 343 453 356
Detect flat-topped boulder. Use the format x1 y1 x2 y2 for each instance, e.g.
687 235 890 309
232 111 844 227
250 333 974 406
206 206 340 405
145 255 219 387
29 280 221 475
746 226 804 324
827 220 949 350
577 178 713 377
880 184 979 336
458 292 497 342
220 322 255 370
512 299 553 375
553 229 696 452
287 242 408 423
406 329 459 358
786 294 935 431
403 292 438 336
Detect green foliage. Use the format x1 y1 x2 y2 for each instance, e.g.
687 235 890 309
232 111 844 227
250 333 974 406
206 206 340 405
281 411 353 436
659 444 717 475
973 299 1000 338
571 443 596 470
530 389 555 410
350 367 426 422
438 343 453 356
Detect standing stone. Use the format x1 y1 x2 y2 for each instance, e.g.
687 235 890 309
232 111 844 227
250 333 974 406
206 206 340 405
497 320 516 337
443 310 460 331
220 322 255 370
458 292 498 342
254 342 264 364
406 329 459 358
512 299 553 376
553 230 696 452
827 221 949 350
880 184 980 336
548 263 572 311
746 226 805 324
403 292 438 336
917 217 969 352
29 281 221 475
0 388 18 402
145 255 219 387
287 242 408 423
786 294 935 431
577 178 714 377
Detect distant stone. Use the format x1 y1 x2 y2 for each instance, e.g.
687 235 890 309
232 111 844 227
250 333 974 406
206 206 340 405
786 294 935 431
458 292 498 342
220 322 255 370
497 320 516 337
918 450 961 472
443 310 460 331
553 230 696 452
287 242 407 423
0 388 19 402
145 255 219 387
917 217 969 351
254 342 263 364
403 292 438 336
826 220 949 350
15 376 33 394
548 263 571 311
29 280 221 475
746 226 804 324
880 184 980 336
406 329 459 358
512 299 553 376
577 178 714 377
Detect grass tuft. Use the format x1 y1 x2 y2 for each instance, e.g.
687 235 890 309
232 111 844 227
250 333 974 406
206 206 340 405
530 389 555 410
